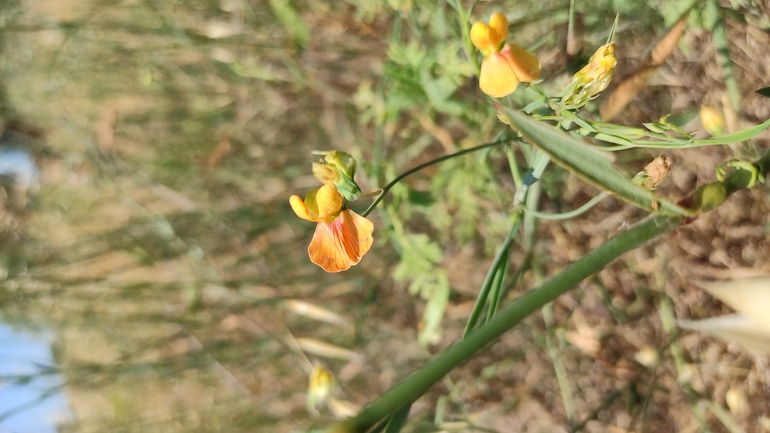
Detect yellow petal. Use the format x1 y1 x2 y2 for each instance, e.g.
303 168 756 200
470 21 493 52
479 53 520 98
312 161 339 184
488 13 508 45
503 43 541 82
290 195 316 222
315 181 344 221
308 210 374 273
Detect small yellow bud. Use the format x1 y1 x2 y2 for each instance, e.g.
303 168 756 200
699 105 725 137
307 365 335 413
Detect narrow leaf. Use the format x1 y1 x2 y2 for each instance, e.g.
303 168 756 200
501 107 694 216
384 402 412 433
690 117 770 145
756 87 770 98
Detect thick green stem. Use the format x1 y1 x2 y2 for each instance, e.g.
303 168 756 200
336 214 683 433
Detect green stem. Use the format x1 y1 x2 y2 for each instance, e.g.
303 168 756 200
361 140 508 217
710 0 741 112
524 192 609 220
338 214 683 433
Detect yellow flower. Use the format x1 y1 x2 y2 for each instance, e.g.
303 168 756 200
470 12 541 98
290 181 374 273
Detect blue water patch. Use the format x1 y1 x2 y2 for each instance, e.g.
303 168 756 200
0 149 39 191
0 324 70 433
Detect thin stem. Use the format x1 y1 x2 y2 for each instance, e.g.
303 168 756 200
338 214 683 433
523 192 609 220
455 0 480 76
361 140 508 217
710 0 741 112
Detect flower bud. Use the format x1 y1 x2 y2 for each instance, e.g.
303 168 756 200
560 43 616 110
312 151 362 200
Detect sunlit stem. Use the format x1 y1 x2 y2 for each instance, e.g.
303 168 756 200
360 140 508 217
337 214 683 433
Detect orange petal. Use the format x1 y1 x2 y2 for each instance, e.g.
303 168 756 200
488 13 508 45
315 181 344 221
479 53 520 98
308 210 374 273
503 44 541 82
290 195 316 222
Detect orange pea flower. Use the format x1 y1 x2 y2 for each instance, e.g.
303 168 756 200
290 181 374 273
470 12 541 98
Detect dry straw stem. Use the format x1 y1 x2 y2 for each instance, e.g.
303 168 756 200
601 18 688 121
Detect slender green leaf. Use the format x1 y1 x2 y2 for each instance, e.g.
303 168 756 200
593 117 770 149
756 87 770 99
501 107 695 216
691 117 770 145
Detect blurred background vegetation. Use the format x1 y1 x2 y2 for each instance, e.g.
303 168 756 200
0 0 769 431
